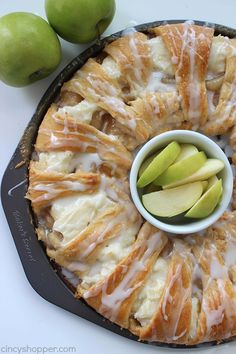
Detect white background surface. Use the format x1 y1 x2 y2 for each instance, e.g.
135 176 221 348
1 1 236 353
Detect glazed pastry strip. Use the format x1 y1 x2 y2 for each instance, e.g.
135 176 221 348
62 59 149 143
210 213 236 285
82 223 167 328
35 106 133 172
198 279 236 343
104 32 152 92
205 56 236 135
191 219 236 344
154 24 213 127
131 91 187 135
138 241 193 344
27 166 100 213
48 204 125 264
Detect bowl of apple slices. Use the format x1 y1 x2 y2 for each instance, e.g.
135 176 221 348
130 130 233 234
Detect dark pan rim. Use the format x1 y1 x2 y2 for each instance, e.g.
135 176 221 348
1 19 236 349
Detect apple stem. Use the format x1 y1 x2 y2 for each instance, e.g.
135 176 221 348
95 22 102 43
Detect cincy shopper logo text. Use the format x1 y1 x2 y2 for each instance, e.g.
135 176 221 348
0 346 77 353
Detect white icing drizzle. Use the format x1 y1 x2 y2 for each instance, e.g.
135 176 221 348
178 23 201 122
224 240 236 267
167 329 187 342
80 209 126 260
210 255 228 279
100 175 129 202
207 91 216 116
78 83 137 132
196 223 236 338
222 80 236 121
202 277 236 337
86 73 118 97
161 264 182 321
129 34 144 83
149 93 160 114
203 296 224 334
161 249 192 342
39 120 127 167
61 267 80 287
33 180 91 203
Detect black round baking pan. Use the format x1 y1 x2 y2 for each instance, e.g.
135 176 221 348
1 20 236 349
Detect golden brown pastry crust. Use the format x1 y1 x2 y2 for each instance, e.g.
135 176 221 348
131 91 188 135
104 32 152 92
153 24 214 128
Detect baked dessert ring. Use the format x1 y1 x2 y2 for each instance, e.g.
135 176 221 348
27 22 236 345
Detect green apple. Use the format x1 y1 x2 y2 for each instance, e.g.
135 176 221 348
154 151 207 186
162 159 224 189
174 144 199 163
185 179 223 218
137 141 181 188
45 0 116 44
0 12 61 87
142 181 204 217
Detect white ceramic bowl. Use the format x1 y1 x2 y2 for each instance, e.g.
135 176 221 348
130 130 233 234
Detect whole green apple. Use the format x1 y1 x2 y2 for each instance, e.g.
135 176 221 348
45 0 116 44
0 12 61 87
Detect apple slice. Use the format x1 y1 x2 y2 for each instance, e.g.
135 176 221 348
162 159 224 189
154 151 206 186
138 153 156 177
174 144 199 163
207 175 218 188
185 179 223 218
137 141 181 188
142 181 203 217
202 180 208 192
